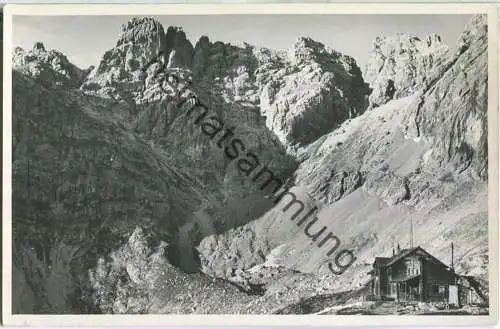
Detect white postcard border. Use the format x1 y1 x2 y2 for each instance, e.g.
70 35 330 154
2 3 499 326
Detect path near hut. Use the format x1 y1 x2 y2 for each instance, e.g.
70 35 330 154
275 293 489 315
273 290 363 314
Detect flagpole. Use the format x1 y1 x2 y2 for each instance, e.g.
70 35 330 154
410 214 413 248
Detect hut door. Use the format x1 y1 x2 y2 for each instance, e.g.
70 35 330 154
449 285 459 306
390 282 397 298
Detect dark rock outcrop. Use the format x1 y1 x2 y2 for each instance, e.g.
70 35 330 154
11 69 206 313
165 26 194 68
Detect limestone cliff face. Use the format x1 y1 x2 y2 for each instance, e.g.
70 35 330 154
190 36 369 148
364 33 449 108
405 14 488 180
192 37 259 85
259 37 369 148
302 14 488 204
81 18 195 101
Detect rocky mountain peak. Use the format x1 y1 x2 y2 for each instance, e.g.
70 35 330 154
258 37 369 148
365 32 449 108
456 14 487 55
12 43 87 88
425 33 442 46
165 25 194 68
195 35 210 49
82 19 197 99
116 17 165 48
81 17 167 98
289 37 333 65
32 41 46 53
291 37 323 50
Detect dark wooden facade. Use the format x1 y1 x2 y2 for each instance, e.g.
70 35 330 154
369 246 456 303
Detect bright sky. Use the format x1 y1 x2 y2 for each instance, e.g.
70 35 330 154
13 14 473 72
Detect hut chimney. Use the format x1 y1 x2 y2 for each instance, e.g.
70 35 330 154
392 242 395 256
397 243 401 253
